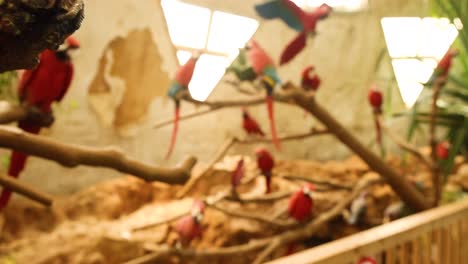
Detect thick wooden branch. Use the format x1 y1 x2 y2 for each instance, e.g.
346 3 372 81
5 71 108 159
124 175 380 264
0 102 28 124
430 79 444 206
0 175 54 206
0 101 55 126
0 126 197 184
287 83 431 211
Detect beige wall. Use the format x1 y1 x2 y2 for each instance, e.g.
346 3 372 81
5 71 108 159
6 0 429 195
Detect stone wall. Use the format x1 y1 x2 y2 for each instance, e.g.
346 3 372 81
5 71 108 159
4 0 429 195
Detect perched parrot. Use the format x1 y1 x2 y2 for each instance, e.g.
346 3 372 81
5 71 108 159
231 158 245 188
288 184 314 221
242 109 265 137
165 55 199 160
425 48 458 86
301 66 321 91
346 191 368 225
175 200 205 246
436 141 450 160
246 40 281 150
255 148 275 194
357 257 377 264
226 48 257 82
255 0 332 65
368 84 383 152
0 37 79 210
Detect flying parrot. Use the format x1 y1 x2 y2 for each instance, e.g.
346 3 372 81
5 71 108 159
165 54 200 160
425 48 458 86
288 184 314 221
175 200 205 246
301 65 321 91
246 40 281 150
357 257 377 264
0 37 79 210
242 109 265 137
255 148 275 194
346 191 368 225
255 0 332 65
368 84 383 153
231 158 245 189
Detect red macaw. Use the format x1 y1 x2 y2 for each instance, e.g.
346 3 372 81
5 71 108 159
242 109 265 137
425 48 458 86
175 200 205 246
255 0 332 65
165 55 199 160
255 148 275 194
301 66 321 91
288 184 314 221
0 37 79 210
231 158 245 188
436 141 450 160
368 84 383 150
246 40 281 150
358 257 377 264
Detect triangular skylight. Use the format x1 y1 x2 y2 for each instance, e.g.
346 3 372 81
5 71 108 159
381 17 458 108
161 0 259 101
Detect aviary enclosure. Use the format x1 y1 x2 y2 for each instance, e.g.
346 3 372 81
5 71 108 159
0 0 467 263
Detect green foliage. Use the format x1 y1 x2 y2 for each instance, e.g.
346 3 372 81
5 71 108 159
0 71 17 102
404 0 468 175
226 49 257 82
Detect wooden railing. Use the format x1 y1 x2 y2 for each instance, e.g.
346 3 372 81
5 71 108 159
267 199 468 264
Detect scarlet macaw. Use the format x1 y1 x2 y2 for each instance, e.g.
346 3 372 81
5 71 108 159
242 109 265 137
255 148 275 193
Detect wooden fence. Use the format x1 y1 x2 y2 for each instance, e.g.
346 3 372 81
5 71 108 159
267 199 468 264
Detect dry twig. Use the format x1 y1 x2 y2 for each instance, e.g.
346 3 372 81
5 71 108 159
124 174 380 264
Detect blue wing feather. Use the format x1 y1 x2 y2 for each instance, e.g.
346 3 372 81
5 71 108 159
255 0 304 32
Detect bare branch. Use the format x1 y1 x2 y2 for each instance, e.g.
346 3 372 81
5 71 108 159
224 80 259 96
380 120 432 169
207 203 294 227
0 102 27 124
124 175 380 264
153 107 222 129
0 126 197 184
430 79 444 206
224 190 292 203
0 175 54 206
280 175 354 191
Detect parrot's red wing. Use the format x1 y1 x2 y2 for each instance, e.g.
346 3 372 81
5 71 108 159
57 64 74 102
280 31 307 65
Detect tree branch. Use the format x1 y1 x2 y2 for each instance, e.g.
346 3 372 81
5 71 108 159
379 120 432 169
124 174 380 264
430 79 444 206
0 102 27 124
176 128 328 198
0 175 54 206
279 175 354 191
0 126 197 184
287 82 431 211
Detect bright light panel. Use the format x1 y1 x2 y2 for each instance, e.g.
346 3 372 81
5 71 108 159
164 1 258 101
381 17 458 108
207 11 259 57
161 0 211 49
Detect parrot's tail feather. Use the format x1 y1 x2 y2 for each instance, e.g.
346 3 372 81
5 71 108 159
266 96 281 150
0 190 13 211
373 114 382 149
265 172 272 194
165 106 180 160
280 32 307 65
